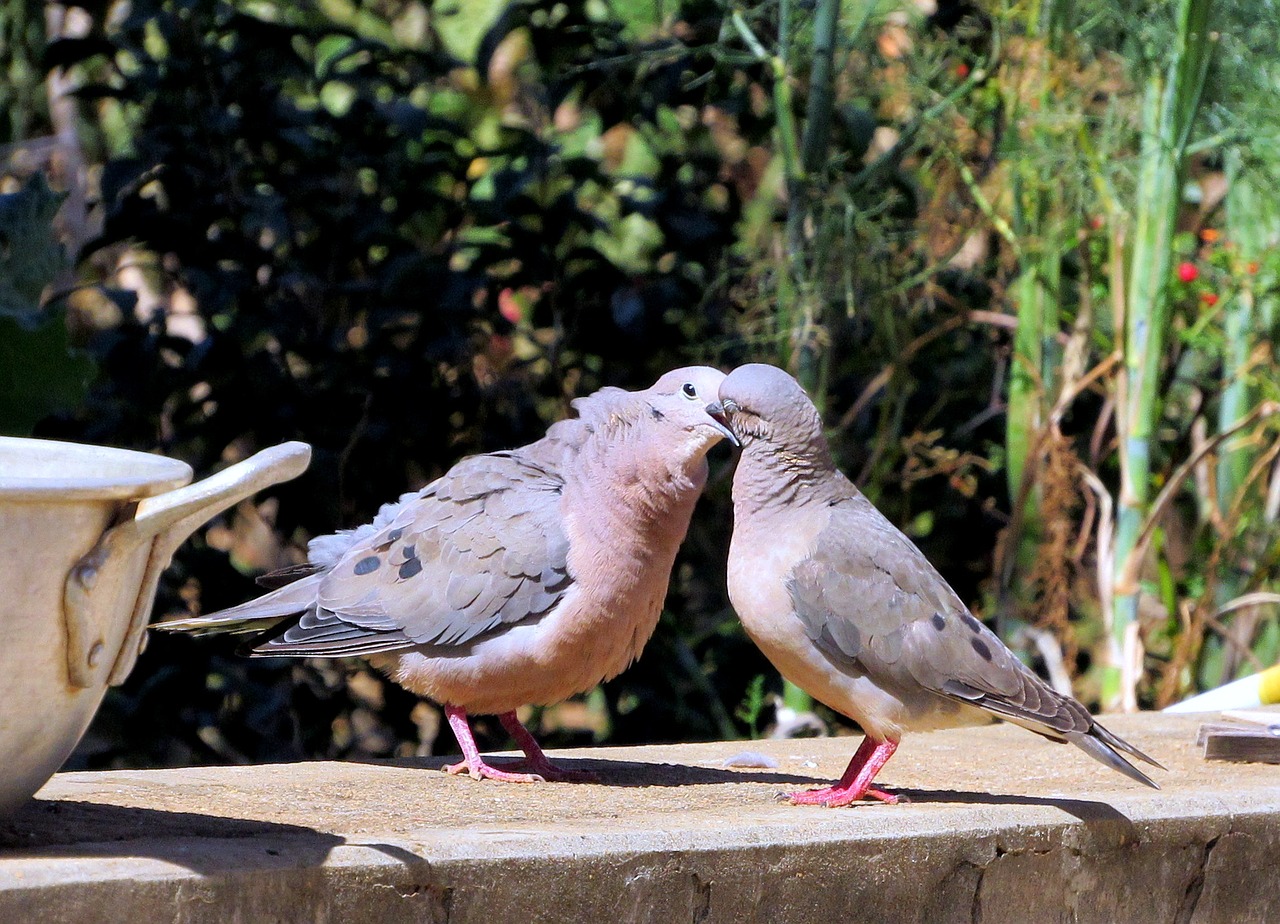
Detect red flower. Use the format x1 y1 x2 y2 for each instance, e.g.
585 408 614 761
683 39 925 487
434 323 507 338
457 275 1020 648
955 62 970 78
1177 262 1199 283
1200 292 1218 306
498 288 523 324
1247 261 1260 275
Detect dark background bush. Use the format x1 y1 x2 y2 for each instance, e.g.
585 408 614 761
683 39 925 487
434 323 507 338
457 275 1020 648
4 0 1276 769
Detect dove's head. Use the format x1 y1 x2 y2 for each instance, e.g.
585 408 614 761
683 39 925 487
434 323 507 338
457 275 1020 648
646 366 739 450
717 363 826 454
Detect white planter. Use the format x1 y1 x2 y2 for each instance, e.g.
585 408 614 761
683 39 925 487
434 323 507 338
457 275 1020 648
0 437 310 815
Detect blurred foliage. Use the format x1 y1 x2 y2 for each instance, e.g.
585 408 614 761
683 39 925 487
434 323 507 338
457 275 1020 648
1 0 1278 770
0 173 94 432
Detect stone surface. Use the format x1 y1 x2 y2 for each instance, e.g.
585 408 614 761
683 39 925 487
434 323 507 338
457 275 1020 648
1 712 1277 923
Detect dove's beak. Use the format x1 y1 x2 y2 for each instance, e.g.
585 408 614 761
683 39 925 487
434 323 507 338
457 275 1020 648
705 402 739 447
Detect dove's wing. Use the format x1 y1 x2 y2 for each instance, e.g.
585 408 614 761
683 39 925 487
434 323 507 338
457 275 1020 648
786 491 1161 783
248 450 572 657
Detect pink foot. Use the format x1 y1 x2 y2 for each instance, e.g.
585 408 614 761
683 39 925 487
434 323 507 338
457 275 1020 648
786 784 900 807
439 706 599 784
442 757 545 783
441 705 545 783
497 712 599 783
786 736 901 808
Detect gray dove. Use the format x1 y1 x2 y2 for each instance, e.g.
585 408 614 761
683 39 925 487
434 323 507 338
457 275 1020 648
157 367 735 783
717 364 1163 806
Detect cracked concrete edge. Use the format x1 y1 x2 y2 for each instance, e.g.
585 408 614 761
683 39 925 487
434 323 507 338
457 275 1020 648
6 784 1272 866
5 797 1280 923
3 788 1272 875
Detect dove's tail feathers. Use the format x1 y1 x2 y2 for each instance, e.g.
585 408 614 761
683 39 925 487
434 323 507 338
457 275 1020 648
255 562 324 589
1088 717 1167 770
240 603 416 658
242 628 416 659
1066 723 1164 789
942 675 1165 788
153 574 323 637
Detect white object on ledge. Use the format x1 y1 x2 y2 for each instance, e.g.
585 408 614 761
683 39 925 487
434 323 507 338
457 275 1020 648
1163 664 1280 714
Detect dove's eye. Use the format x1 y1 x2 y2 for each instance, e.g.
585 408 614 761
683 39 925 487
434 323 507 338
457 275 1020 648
681 383 698 399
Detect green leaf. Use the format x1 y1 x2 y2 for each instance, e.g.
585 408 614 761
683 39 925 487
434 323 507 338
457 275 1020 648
0 173 68 314
0 310 94 435
431 0 508 64
608 0 665 39
592 212 662 274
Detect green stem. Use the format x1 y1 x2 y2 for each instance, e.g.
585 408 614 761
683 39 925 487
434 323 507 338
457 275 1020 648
791 0 839 399
799 0 839 177
1107 0 1216 708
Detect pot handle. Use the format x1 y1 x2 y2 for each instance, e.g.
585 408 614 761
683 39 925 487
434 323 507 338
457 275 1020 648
64 441 312 688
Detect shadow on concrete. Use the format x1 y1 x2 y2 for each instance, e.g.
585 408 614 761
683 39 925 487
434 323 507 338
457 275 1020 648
0 799 348 873
891 787 1138 826
367 754 827 788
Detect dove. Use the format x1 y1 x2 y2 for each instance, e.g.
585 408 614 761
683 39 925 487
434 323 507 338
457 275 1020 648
157 367 735 783
718 363 1163 806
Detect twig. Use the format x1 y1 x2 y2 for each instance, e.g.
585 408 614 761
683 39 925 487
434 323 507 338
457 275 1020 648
43 3 91 271
1016 626 1075 696
1116 400 1280 593
952 154 1022 257
1077 464 1115 649
837 311 1016 429
1214 592 1280 620
1049 351 1121 427
1221 435 1280 542
1191 416 1218 528
1266 451 1280 523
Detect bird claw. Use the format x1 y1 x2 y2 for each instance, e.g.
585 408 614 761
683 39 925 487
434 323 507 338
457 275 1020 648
442 759 545 784
784 785 901 807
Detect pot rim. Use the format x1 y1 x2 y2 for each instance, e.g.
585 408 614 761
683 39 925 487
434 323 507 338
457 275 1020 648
0 436 193 502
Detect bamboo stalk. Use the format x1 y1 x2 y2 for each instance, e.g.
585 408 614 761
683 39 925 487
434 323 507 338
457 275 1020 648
1217 150 1264 528
736 0 844 716
998 2 1067 644
791 0 840 403
1106 0 1216 710
1201 150 1280 685
799 0 839 177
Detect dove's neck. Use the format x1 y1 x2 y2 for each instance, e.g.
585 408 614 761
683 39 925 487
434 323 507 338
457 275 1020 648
556 422 713 671
572 423 712 528
732 439 847 514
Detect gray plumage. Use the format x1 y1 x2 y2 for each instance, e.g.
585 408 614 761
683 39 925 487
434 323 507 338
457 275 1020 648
157 367 735 782
720 363 1162 796
159 450 573 659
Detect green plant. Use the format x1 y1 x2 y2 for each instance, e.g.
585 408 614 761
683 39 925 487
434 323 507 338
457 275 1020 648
0 173 93 434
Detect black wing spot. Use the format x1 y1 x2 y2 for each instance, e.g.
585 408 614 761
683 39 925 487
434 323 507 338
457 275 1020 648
970 637 993 661
399 557 423 580
354 556 381 575
931 613 946 631
961 612 984 633
649 404 665 420
386 527 404 542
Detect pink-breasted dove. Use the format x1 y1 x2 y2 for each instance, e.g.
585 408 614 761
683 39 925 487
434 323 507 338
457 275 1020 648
717 364 1163 806
157 368 735 783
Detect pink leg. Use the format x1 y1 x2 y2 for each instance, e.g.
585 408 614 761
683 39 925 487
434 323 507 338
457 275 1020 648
788 737 900 807
441 705 545 783
498 713 599 783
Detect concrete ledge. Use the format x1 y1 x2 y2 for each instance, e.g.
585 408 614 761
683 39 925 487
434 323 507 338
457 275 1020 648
1 713 1277 923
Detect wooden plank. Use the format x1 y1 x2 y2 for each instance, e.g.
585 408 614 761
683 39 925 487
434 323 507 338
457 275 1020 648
1198 721 1280 764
